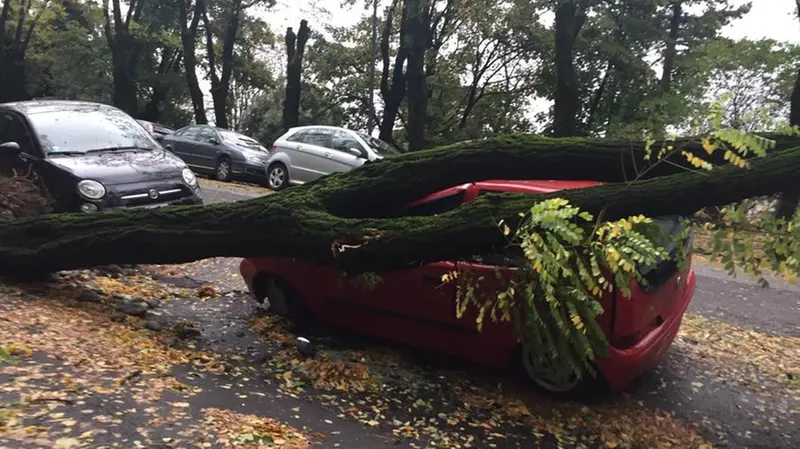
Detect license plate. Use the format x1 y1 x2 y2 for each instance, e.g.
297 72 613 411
141 203 170 209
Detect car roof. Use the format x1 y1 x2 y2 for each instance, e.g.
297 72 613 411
0 99 121 115
287 125 352 133
409 180 603 207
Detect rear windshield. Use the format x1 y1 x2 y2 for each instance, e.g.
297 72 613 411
218 129 268 152
30 107 158 154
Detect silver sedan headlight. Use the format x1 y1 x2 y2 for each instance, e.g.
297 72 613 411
182 168 197 186
77 179 106 200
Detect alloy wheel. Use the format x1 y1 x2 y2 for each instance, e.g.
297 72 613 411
217 160 230 180
522 344 580 392
269 166 285 189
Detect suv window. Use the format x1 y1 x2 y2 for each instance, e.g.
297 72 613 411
302 128 334 148
286 129 308 143
402 191 466 217
331 130 366 154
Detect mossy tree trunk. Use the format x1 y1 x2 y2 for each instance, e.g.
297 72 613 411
0 134 798 275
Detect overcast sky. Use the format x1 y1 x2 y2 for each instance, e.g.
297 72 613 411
209 0 800 128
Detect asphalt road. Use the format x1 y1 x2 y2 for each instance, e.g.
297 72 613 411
196 178 800 448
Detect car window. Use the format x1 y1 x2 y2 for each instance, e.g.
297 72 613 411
401 190 466 217
218 129 268 152
286 129 308 143
179 126 202 140
196 127 217 142
331 130 366 154
0 113 37 156
27 106 158 155
173 126 191 137
302 128 334 149
356 131 401 156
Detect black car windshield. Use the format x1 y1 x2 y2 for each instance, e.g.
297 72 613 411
29 107 159 155
218 129 268 152
355 132 401 156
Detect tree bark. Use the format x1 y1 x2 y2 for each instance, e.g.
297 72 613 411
0 133 798 275
103 0 143 116
552 0 586 137
205 0 244 129
0 0 45 102
282 20 310 131
774 68 800 220
659 2 682 92
378 0 408 144
404 0 430 151
177 0 208 124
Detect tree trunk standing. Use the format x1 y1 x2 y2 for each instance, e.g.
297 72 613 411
177 0 208 125
774 1 800 220
203 0 246 129
659 2 682 92
1 133 799 275
142 50 182 122
378 0 408 144
282 20 310 131
102 0 144 116
774 69 800 220
367 0 379 135
404 0 430 151
552 0 587 137
0 0 45 102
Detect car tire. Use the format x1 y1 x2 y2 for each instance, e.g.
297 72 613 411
266 163 288 190
515 343 597 399
215 156 232 182
264 277 313 328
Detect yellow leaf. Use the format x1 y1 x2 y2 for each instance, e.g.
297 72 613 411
701 138 716 155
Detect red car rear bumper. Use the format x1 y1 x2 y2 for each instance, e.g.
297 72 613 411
597 269 696 390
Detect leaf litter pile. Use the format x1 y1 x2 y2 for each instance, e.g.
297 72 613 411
0 270 310 448
249 314 712 448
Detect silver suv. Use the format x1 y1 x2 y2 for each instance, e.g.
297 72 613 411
265 125 400 190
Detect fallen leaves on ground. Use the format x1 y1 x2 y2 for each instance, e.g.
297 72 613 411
91 272 195 300
203 408 313 448
199 177 274 195
678 314 800 389
250 310 710 448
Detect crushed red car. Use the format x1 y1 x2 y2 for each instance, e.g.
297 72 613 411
240 180 696 396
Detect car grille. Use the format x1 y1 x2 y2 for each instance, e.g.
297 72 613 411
116 183 194 207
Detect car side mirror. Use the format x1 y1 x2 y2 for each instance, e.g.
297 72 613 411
348 147 364 157
209 137 220 145
154 135 164 142
164 143 174 152
0 141 20 153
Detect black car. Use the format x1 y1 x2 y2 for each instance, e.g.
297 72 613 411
137 119 175 142
160 124 271 183
0 100 203 213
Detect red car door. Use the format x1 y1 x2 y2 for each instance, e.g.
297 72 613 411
321 187 481 356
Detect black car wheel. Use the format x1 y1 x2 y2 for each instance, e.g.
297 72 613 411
267 163 288 190
215 156 232 182
515 343 597 399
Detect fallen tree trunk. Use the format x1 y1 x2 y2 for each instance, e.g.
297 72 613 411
0 134 797 275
